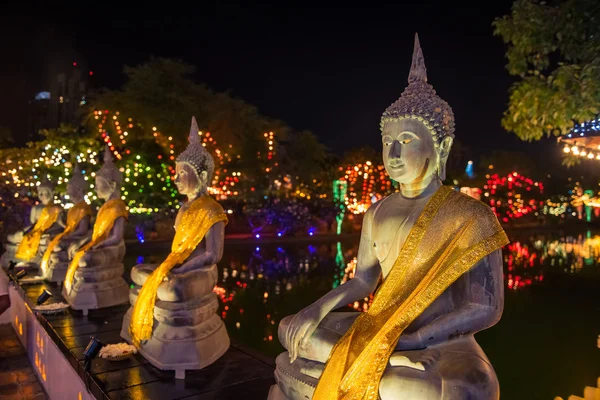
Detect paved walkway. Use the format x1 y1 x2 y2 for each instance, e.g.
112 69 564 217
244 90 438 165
0 324 46 400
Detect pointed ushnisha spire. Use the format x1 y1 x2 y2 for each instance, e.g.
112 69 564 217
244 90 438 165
96 145 122 184
68 163 87 194
189 116 201 145
408 33 428 84
176 116 215 184
381 33 455 139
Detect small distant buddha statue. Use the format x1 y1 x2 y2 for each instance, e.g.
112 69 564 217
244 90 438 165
121 117 229 379
42 164 92 283
62 147 129 315
1 180 63 269
269 34 509 400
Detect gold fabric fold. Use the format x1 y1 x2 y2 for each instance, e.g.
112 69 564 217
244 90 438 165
15 205 62 261
313 186 509 400
41 201 92 274
64 199 128 292
129 195 228 347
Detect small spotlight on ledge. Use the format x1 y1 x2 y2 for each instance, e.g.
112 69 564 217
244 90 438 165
7 261 16 272
37 289 52 305
83 336 105 370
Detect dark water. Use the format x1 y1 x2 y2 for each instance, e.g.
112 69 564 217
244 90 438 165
127 229 600 400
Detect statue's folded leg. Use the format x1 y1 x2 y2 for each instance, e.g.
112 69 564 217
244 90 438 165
131 264 218 303
79 242 125 267
276 313 499 400
131 264 160 286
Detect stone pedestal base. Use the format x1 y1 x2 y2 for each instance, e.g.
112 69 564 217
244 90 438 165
43 237 81 283
62 242 129 315
268 384 290 400
121 264 229 378
44 260 68 283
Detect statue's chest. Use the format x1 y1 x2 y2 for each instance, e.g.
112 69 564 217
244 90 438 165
371 199 427 276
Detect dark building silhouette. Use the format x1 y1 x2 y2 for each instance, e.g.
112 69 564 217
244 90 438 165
27 65 89 140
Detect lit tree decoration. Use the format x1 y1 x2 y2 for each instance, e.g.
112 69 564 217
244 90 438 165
337 161 394 214
482 171 544 223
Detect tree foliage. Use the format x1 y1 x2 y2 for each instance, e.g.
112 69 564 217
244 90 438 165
493 0 600 141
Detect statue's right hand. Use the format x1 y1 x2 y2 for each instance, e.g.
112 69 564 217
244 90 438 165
68 242 79 259
287 304 324 364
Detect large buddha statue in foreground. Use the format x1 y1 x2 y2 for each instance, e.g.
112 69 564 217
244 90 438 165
42 164 92 283
121 117 228 379
269 35 509 400
1 180 62 268
63 148 129 314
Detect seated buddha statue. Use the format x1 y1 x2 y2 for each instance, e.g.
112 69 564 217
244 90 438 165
62 147 129 315
120 117 228 379
269 34 509 400
1 180 63 269
42 164 92 283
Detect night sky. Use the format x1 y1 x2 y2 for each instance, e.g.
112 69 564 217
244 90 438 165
0 1 568 176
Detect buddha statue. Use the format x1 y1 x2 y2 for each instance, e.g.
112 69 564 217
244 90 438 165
120 117 229 379
1 180 63 269
62 147 129 315
42 164 92 283
269 34 509 400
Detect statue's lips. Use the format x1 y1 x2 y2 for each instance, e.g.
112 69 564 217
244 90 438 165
388 162 405 170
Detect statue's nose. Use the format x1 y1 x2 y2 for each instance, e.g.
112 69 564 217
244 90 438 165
389 140 401 159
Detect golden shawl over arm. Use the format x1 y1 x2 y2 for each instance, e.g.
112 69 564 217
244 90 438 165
41 201 92 274
64 199 128 292
16 205 62 261
129 195 228 347
313 186 509 400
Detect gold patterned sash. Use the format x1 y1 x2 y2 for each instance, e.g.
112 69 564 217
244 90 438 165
15 205 62 261
313 186 509 400
129 195 228 346
41 201 92 274
64 199 128 292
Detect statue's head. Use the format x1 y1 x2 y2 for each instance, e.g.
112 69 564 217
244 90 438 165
95 146 122 200
381 34 455 185
67 163 87 202
37 180 54 206
174 116 214 199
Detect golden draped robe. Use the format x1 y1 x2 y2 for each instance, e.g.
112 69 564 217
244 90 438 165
129 195 228 347
15 205 62 261
64 199 128 292
313 186 509 400
40 201 92 274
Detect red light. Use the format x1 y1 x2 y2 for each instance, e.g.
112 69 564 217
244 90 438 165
73 62 77 66
89 71 93 76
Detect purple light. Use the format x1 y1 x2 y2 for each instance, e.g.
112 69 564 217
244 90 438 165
277 232 282 237
255 234 260 239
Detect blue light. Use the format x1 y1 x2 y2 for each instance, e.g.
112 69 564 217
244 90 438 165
277 232 282 237
35 91 50 100
465 160 474 179
255 234 260 239
255 247 260 252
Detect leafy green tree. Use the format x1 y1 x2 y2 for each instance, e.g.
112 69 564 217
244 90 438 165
494 0 600 141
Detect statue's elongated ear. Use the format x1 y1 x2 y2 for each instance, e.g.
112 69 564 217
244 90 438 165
437 136 453 181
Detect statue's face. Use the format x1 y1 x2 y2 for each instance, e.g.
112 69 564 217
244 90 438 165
174 162 202 197
67 182 83 201
382 119 439 184
95 176 115 200
38 187 53 205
